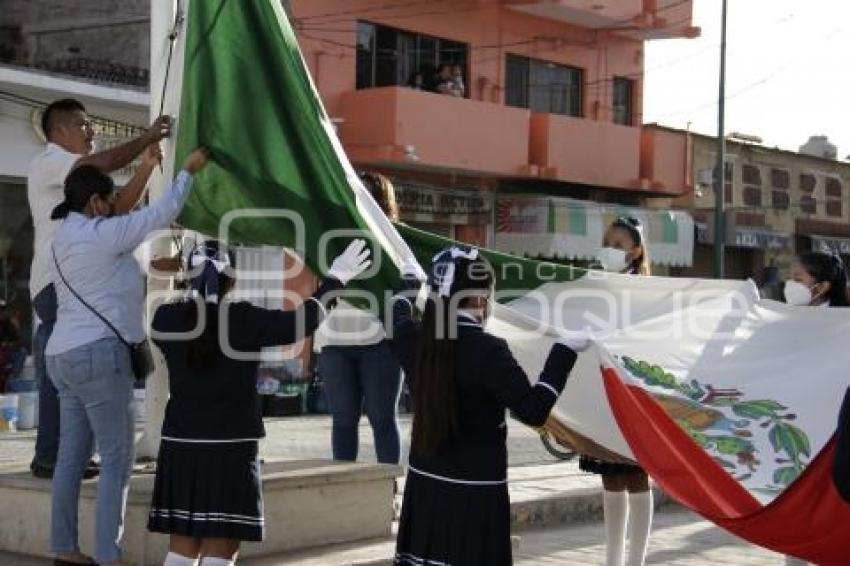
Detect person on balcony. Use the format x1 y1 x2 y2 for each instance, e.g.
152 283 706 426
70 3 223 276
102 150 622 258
434 64 462 97
451 64 466 97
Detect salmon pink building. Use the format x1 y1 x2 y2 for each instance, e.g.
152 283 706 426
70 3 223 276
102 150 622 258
289 0 700 269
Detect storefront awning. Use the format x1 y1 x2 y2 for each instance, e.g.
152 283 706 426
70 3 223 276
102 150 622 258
494 196 694 267
696 222 791 250
809 234 850 256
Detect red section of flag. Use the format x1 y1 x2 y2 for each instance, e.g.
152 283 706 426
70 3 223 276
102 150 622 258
602 366 850 565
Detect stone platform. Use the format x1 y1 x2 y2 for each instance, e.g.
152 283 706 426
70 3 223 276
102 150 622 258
0 459 401 565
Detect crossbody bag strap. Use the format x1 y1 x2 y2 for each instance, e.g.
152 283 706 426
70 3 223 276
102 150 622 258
51 244 132 348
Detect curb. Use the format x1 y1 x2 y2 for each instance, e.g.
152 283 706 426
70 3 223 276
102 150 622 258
511 485 674 531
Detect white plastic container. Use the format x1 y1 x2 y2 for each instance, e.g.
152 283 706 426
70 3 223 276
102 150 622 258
0 394 20 432
17 391 38 430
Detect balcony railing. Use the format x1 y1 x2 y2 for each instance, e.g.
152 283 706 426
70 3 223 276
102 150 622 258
0 52 149 88
339 87 531 176
529 113 643 190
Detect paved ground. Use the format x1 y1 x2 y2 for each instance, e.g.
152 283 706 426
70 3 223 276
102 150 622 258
0 508 789 566
243 507 787 565
513 509 786 566
0 416 794 565
0 414 556 471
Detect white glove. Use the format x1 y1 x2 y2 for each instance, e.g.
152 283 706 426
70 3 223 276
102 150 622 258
556 327 594 353
328 239 372 285
400 256 427 283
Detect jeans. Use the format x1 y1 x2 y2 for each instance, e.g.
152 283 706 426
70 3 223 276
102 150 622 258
318 341 403 464
32 284 59 467
47 337 135 563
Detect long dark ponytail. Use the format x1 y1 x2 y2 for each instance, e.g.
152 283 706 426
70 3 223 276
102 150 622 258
411 249 495 456
183 241 236 369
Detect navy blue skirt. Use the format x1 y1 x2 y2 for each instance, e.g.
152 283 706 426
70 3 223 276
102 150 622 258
147 439 264 541
395 467 512 566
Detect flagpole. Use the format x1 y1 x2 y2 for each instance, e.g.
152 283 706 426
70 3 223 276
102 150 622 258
138 0 181 460
713 0 728 279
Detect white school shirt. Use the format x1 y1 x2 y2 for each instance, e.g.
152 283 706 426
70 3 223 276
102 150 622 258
27 143 83 298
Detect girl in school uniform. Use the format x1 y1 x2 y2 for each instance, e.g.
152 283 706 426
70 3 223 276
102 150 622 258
147 238 371 566
389 246 589 566
585 215 654 566
782 250 848 566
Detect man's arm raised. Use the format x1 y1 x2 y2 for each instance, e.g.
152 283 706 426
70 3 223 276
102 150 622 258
76 115 171 173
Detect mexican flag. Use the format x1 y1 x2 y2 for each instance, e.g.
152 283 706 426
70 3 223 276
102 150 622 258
153 1 850 563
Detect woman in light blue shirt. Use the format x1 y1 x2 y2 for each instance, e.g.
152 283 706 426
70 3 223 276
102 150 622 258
45 148 209 566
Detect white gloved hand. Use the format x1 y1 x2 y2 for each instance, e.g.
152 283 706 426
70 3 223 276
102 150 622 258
328 239 372 285
556 327 594 353
400 256 427 282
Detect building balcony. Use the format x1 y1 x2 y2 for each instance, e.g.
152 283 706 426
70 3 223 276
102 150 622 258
504 0 698 39
338 87 531 177
529 113 646 191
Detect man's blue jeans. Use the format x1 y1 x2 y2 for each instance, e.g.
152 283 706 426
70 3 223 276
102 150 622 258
32 284 59 468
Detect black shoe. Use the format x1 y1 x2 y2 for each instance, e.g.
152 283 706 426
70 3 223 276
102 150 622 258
30 461 54 479
31 461 100 480
82 461 99 480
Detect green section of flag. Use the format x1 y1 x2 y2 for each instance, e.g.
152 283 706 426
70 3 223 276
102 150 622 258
175 0 386 283
175 0 584 299
398 224 584 299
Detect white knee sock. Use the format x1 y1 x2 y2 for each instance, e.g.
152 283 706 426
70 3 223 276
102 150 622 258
201 557 235 566
626 490 654 566
603 490 628 566
163 552 197 566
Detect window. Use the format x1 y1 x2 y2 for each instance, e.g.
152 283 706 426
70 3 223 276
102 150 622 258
713 162 733 204
742 165 761 186
356 22 375 89
772 191 790 210
826 177 843 218
612 77 634 126
771 168 790 189
799 173 816 193
356 21 468 91
505 54 583 117
741 164 761 207
799 173 817 214
800 195 817 214
743 187 762 207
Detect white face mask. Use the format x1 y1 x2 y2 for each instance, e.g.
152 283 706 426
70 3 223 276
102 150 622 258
597 247 628 273
783 280 814 306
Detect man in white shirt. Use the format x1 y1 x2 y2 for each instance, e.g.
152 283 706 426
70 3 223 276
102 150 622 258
28 98 170 479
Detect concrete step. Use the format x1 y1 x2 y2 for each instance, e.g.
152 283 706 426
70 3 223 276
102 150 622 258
0 459 400 566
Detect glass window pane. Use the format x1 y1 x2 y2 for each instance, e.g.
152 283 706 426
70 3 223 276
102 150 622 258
742 164 761 186
529 60 552 113
505 54 529 109
416 36 437 87
356 22 375 89
397 31 416 87
613 77 632 125
374 25 398 87
566 67 582 117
